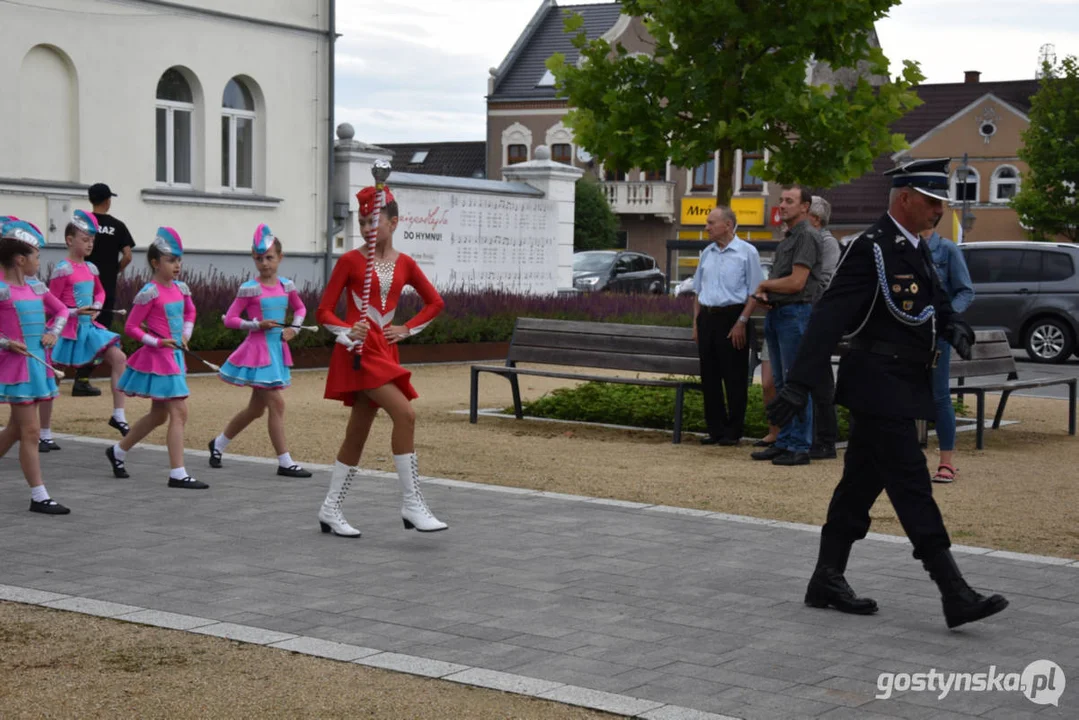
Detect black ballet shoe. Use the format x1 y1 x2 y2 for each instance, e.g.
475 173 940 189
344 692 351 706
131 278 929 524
106 446 129 478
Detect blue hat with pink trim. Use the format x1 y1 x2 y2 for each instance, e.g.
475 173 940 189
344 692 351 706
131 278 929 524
252 223 275 254
152 226 183 257
71 209 100 235
1 219 46 248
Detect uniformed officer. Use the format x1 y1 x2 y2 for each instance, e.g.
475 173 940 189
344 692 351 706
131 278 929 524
767 158 1009 629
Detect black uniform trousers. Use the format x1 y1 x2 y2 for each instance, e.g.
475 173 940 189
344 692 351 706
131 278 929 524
812 370 838 447
696 305 751 441
821 410 951 560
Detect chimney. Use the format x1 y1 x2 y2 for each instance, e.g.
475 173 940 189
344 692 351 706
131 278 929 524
965 70 981 84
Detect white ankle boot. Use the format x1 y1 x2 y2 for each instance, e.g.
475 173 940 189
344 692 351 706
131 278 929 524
318 461 362 538
394 453 447 532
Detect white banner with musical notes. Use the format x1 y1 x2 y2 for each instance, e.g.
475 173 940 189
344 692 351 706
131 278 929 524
392 188 559 294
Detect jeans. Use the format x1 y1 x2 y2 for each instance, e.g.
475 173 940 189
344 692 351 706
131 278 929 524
932 337 955 451
765 303 814 453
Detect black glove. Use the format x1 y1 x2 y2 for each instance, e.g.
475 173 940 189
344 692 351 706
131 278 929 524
942 318 975 360
767 382 810 427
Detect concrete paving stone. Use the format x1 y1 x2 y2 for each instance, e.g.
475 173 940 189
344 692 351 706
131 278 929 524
115 609 218 630
0 584 68 604
42 597 144 617
269 636 381 662
189 622 296 645
354 651 468 678
716 685 839 716
638 705 742 720
443 667 564 695
537 685 664 716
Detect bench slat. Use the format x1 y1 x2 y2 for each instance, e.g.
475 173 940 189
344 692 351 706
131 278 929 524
949 358 1017 378
510 329 698 359
472 365 698 387
955 341 1013 361
515 317 692 340
509 346 700 376
953 377 1076 392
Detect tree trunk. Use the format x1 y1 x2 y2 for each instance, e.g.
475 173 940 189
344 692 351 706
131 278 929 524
715 142 736 205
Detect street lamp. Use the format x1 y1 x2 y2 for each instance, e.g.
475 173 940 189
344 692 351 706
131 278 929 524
956 153 976 235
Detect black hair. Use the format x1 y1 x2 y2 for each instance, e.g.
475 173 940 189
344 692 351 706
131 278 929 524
0 238 35 269
782 184 812 206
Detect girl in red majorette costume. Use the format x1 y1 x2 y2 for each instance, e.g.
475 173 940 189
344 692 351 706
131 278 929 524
315 184 446 538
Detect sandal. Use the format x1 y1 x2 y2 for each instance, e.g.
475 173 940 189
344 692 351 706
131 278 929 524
932 463 957 483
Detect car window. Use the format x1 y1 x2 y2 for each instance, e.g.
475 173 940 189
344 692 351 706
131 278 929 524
614 255 633 273
574 252 615 273
965 249 1040 284
631 255 650 272
1041 251 1075 282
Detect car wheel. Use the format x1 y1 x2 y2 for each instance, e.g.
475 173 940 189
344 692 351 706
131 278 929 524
1024 318 1075 364
648 280 663 294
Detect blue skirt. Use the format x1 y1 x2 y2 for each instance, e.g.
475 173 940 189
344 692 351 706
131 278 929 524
52 322 120 367
219 339 290 390
0 350 60 405
117 352 189 401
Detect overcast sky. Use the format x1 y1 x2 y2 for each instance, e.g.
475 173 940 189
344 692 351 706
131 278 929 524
334 0 1079 145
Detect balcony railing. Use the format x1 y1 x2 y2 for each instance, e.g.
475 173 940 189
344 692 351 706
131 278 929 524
601 181 676 221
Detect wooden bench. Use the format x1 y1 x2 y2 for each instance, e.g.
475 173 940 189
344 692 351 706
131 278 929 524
926 328 1077 449
469 317 713 443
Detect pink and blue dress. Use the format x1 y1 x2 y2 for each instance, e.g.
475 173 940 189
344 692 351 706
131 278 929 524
0 279 69 405
48 259 120 367
218 279 306 389
116 281 196 400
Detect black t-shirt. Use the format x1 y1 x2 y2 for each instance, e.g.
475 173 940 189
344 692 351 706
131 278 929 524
88 212 136 293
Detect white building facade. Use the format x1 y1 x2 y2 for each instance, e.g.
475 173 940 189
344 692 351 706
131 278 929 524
0 0 334 281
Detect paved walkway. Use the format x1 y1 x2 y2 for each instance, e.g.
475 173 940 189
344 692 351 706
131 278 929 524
1 434 1076 720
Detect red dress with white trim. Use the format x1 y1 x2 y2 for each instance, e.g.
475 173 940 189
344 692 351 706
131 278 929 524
316 251 444 406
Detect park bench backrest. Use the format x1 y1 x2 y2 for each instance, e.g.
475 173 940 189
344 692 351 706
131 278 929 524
506 317 700 376
950 329 1017 379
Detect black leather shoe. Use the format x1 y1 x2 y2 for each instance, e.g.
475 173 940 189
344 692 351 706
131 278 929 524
208 439 223 468
751 445 786 461
922 549 1009 629
72 380 102 397
699 436 723 445
30 498 71 515
752 438 776 448
108 417 130 437
810 443 837 459
106 446 129 479
168 476 209 489
277 465 313 478
701 436 740 446
715 437 741 446
39 439 61 452
805 567 878 615
772 450 811 466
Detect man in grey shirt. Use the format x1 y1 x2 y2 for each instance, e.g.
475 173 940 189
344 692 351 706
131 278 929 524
809 196 841 295
750 185 821 465
807 196 843 459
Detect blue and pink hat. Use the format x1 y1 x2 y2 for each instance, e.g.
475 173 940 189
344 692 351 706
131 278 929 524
152 226 184 257
1 219 46 248
252 223 275 254
71 209 100 235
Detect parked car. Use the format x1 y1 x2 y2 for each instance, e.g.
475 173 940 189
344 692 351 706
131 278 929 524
959 241 1079 363
572 250 666 294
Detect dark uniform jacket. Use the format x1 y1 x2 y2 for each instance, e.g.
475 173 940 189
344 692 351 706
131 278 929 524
787 214 955 420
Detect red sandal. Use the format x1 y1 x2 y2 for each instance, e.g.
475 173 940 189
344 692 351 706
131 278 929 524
932 463 957 483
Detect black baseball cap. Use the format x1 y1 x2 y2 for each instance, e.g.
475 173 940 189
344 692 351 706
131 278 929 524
88 183 117 204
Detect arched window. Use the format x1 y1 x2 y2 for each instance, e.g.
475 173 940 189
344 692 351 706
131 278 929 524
222 77 256 191
950 167 980 204
156 68 194 186
991 165 1020 203
20 45 78 182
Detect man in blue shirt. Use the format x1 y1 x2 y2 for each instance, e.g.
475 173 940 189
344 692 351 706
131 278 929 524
692 206 764 445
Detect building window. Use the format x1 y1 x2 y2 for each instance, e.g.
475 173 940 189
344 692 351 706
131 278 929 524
221 77 256 191
991 165 1019 202
507 144 528 165
551 143 572 164
604 167 628 182
951 167 980 203
643 168 665 181
536 69 556 87
692 158 715 192
410 150 429 164
156 68 194 186
741 151 764 192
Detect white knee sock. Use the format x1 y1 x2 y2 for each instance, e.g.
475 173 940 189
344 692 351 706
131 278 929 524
278 452 295 468
111 443 126 460
169 467 188 480
40 428 53 441
30 485 49 502
112 409 127 423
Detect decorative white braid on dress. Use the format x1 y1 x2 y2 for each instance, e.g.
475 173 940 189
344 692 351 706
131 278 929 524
872 243 935 327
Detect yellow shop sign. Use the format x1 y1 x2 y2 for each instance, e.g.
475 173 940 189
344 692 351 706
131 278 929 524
680 197 767 227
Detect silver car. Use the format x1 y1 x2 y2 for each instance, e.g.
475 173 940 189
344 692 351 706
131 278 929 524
960 241 1079 363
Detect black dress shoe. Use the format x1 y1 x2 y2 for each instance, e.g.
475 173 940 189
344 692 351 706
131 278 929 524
30 498 71 515
715 437 741 446
751 445 786 461
699 436 723 445
810 443 837 459
106 446 129 478
752 438 776 448
168 476 209 489
208 439 223 468
277 465 313 478
38 439 61 452
772 450 811 466
108 417 130 437
805 568 878 615
72 380 102 397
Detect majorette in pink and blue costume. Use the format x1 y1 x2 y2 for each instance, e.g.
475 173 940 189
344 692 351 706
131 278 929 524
218 224 306 389
116 227 196 400
49 210 122 368
0 220 69 405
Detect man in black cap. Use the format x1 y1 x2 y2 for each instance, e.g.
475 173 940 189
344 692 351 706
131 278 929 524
75 183 136 397
767 158 1008 629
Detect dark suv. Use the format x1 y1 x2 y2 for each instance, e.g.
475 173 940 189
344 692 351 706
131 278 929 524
572 250 666 294
960 242 1079 363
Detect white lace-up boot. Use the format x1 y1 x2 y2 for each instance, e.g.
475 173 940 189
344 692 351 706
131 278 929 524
318 461 362 538
394 453 447 532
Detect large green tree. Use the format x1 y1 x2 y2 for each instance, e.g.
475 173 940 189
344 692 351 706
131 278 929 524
1011 56 1079 243
574 176 620 251
547 0 923 203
